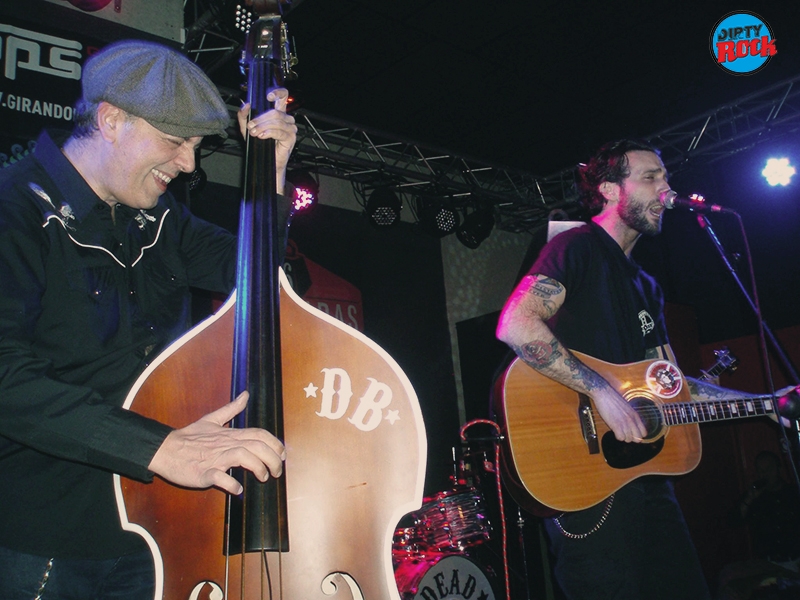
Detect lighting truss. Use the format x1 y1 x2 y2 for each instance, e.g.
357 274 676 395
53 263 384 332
647 74 800 171
286 110 557 234
248 74 800 234
197 21 800 236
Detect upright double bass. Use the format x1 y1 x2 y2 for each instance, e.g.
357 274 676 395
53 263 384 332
114 3 427 598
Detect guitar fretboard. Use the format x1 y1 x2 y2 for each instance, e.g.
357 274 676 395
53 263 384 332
662 396 776 426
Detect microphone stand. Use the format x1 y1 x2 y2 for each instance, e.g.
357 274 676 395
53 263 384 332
696 214 799 382
696 213 800 490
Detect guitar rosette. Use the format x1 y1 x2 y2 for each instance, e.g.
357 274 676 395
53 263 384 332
644 361 683 398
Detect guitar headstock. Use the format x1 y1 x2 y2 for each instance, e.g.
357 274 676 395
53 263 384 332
700 346 739 382
713 347 739 373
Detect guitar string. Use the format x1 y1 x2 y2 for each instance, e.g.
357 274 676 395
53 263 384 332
584 396 776 422
552 357 753 539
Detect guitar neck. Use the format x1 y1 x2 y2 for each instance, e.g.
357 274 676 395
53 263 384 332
700 363 728 380
699 349 737 382
662 395 776 426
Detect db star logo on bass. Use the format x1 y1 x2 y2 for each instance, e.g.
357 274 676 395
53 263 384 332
304 367 401 432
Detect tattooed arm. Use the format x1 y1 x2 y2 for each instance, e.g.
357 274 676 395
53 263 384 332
497 274 648 443
652 345 796 425
687 378 759 401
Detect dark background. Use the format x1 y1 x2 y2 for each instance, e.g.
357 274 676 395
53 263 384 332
278 0 800 173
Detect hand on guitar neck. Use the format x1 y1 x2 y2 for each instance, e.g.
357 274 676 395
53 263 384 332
147 88 296 497
148 391 286 495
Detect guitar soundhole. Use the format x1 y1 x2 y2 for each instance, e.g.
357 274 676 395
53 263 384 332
629 396 663 440
601 396 665 469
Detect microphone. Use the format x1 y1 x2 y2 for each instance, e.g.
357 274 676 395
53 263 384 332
659 190 737 214
778 386 800 420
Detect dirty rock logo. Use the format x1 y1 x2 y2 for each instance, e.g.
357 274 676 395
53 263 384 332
710 11 776 75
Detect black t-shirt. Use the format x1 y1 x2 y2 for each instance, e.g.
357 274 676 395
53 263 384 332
528 222 667 364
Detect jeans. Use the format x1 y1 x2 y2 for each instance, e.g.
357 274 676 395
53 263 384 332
0 546 155 600
543 478 711 600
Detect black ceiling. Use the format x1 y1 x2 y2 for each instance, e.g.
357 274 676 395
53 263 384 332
267 0 800 176
262 1 800 345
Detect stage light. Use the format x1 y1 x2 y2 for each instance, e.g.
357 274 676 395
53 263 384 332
365 187 402 228
234 4 255 33
762 158 795 186
457 203 495 249
416 197 460 238
287 170 318 213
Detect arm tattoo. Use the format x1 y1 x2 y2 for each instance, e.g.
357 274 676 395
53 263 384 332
564 354 606 391
517 339 562 368
516 340 606 393
526 276 564 318
687 378 731 399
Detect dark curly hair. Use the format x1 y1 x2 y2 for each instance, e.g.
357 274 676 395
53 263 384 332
577 139 660 215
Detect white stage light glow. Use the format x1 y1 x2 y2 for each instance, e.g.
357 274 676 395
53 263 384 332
762 158 796 186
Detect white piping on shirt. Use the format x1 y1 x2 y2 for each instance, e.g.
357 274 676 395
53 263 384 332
41 208 171 269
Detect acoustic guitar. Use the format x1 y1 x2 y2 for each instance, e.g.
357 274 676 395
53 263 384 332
494 349 774 516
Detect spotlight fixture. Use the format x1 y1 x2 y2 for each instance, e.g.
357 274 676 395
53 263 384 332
457 202 495 249
233 3 255 33
416 197 460 238
365 187 402 228
287 170 319 213
66 0 113 11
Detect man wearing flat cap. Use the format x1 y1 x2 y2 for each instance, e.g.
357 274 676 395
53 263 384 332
0 39 297 598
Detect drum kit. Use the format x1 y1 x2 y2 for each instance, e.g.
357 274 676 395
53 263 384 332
392 445 498 600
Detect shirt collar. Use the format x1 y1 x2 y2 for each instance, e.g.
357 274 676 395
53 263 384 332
588 220 642 276
33 130 167 225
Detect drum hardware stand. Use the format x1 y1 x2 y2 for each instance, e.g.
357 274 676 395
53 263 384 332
515 507 533 600
460 419 513 600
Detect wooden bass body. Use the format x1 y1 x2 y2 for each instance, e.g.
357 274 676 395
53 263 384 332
115 269 427 599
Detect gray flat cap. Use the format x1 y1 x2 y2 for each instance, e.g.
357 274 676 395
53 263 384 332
82 39 230 138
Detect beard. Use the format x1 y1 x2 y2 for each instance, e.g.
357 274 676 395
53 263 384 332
619 197 662 236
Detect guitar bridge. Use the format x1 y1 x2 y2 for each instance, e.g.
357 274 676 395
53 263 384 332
578 394 600 454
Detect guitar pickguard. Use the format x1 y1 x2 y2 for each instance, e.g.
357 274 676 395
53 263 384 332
601 435 665 469
601 395 667 469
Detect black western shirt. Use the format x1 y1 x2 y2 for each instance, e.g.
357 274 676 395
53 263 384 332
0 131 237 558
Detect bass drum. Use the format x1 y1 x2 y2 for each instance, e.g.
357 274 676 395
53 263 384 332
394 555 495 600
